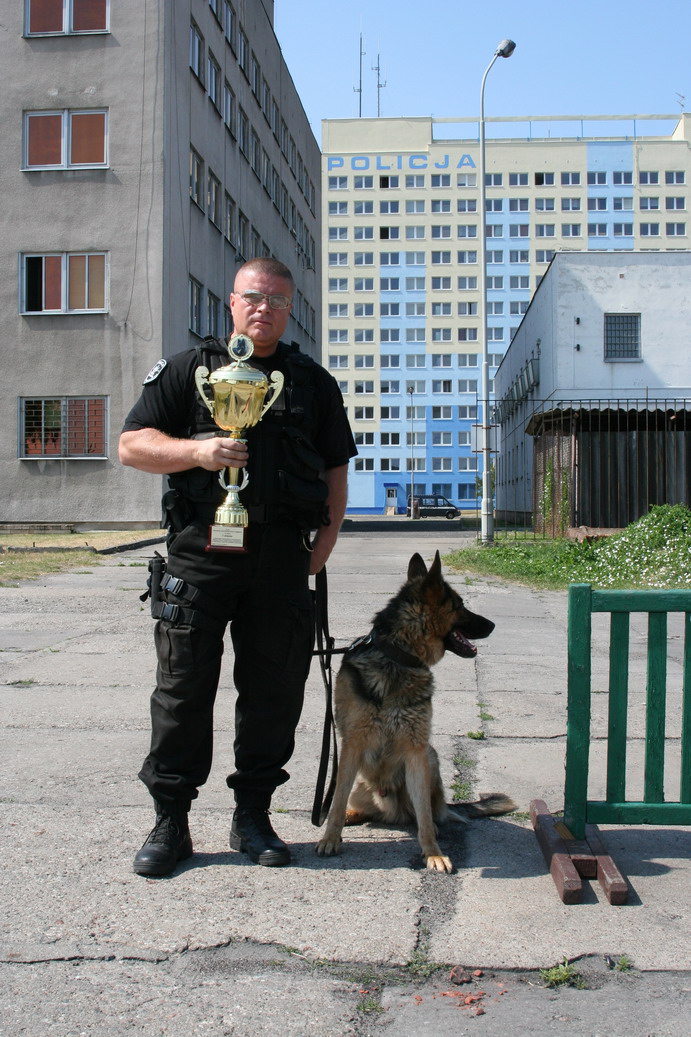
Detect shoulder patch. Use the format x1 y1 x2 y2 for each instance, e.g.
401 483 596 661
143 359 167 384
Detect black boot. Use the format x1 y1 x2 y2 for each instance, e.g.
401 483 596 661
229 805 291 867
133 799 193 877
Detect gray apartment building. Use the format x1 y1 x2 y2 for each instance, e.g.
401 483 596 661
1 0 320 526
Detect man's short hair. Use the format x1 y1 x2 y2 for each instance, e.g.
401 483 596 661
235 258 294 291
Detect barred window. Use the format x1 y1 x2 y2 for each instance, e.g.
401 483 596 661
604 313 640 360
20 397 107 458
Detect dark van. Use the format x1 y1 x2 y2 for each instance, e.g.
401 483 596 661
407 495 460 519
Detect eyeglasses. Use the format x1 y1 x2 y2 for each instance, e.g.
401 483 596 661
237 290 291 310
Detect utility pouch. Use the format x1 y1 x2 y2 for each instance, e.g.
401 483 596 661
140 551 166 617
277 426 329 528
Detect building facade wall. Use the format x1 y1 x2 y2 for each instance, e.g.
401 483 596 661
321 115 691 514
1 0 321 525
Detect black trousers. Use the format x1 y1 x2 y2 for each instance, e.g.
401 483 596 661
138 520 314 806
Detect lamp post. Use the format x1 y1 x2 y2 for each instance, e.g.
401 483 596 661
408 385 416 518
478 38 515 543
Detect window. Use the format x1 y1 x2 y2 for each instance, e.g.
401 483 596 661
562 223 582 237
24 110 107 168
431 328 451 341
406 200 425 214
237 108 248 157
432 276 452 289
328 329 348 344
534 172 555 186
380 278 399 291
432 251 451 264
432 380 452 394
406 302 425 317
605 313 640 360
535 198 555 211
381 458 401 471
587 171 607 185
354 302 374 317
457 173 476 187
613 223 633 237
223 192 235 242
459 457 478 471
509 198 529 212
457 199 477 213
432 457 452 472
189 277 202 334
613 197 634 211
26 0 109 34
328 278 347 292
21 252 107 313
613 171 633 185
380 175 399 189
487 250 503 263
458 405 477 419
328 252 347 266
535 224 555 237
354 329 374 343
380 381 400 395
406 328 426 343
328 176 347 190
510 275 530 289
458 353 478 367
431 225 451 238
485 301 502 315
355 277 374 291
457 276 477 290
588 223 607 237
406 252 425 265
485 198 503 212
354 458 374 469
354 380 374 394
640 223 660 237
535 250 554 263
189 22 204 82
380 252 401 266
431 199 451 213
486 276 503 289
238 27 249 76
509 172 528 186
509 224 529 238
431 302 451 316
328 304 348 318
207 170 221 227
457 250 477 264
406 174 425 188
406 226 425 239
510 250 529 263
329 227 348 241
588 197 607 211
329 201 347 216
207 291 220 338
431 174 451 187
356 432 375 445
406 277 425 291
667 222 686 236
329 355 348 369
381 407 400 419
380 226 400 240
223 82 236 135
561 172 581 185
207 52 221 108
381 355 400 368
432 353 452 366
380 200 400 214
486 224 503 237
665 171 685 185
458 328 478 342
666 197 686 210
458 301 478 315
354 252 373 266
354 226 373 240
380 328 400 342
639 171 659 185
640 197 659 210
561 197 581 211
20 396 107 458
458 379 478 393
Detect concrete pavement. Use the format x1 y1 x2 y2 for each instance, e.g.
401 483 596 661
1 526 690 1036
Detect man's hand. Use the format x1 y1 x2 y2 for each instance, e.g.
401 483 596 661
195 437 248 472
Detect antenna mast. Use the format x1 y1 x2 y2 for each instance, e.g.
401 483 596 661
372 52 387 117
354 33 365 117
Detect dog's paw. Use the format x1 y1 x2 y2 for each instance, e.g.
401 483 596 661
425 854 454 874
315 836 342 857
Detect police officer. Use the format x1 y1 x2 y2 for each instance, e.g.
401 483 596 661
119 258 356 876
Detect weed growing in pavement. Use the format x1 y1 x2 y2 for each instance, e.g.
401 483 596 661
540 958 587 989
614 954 634 972
450 750 475 802
445 504 691 590
467 730 485 740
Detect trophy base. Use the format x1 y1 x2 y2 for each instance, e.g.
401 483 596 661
205 523 248 553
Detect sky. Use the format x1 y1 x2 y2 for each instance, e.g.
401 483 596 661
274 0 691 144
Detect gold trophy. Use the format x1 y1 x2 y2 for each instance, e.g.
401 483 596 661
195 334 284 551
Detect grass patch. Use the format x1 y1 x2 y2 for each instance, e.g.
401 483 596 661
0 550 101 587
451 750 475 803
540 958 587 989
445 504 691 590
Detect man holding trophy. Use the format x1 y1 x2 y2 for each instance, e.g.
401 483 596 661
119 258 356 876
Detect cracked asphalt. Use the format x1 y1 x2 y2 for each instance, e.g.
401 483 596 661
1 525 690 1036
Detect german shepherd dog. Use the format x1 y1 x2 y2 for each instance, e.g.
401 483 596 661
315 551 515 873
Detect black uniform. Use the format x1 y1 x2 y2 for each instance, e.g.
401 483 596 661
123 339 356 807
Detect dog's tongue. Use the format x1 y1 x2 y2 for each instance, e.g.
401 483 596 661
445 628 478 658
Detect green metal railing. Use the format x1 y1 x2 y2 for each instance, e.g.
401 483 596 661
564 583 691 839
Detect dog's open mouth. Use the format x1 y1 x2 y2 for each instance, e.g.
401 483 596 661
445 627 478 658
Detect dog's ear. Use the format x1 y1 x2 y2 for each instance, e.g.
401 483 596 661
407 553 428 581
421 550 443 591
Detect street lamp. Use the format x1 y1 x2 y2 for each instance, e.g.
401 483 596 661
408 385 416 518
478 38 515 543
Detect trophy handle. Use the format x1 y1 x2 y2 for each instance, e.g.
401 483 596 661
260 371 284 418
195 366 215 416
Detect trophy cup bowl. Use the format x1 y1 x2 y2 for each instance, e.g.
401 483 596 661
195 334 284 551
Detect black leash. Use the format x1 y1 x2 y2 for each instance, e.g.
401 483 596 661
311 566 340 827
